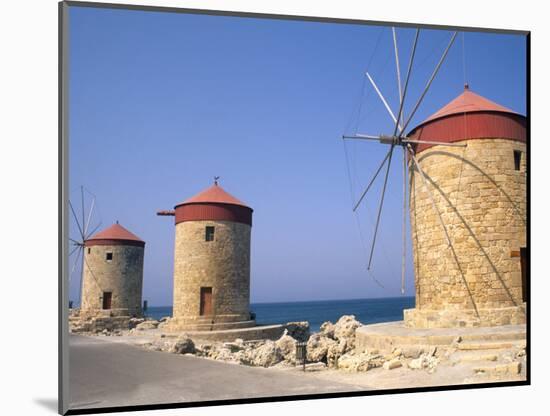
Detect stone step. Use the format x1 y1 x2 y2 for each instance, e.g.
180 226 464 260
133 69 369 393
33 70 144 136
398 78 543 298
355 322 527 354
459 331 526 343
453 353 499 363
473 361 522 376
457 340 525 351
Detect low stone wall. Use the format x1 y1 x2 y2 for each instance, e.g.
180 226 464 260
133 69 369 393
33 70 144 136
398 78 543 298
69 308 146 334
163 317 256 332
70 316 132 334
403 304 526 328
183 324 286 342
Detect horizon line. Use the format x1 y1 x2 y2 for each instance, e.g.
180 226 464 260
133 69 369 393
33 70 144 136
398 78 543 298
140 294 415 308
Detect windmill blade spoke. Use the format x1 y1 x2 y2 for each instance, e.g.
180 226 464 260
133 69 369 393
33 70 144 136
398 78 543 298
69 247 82 283
84 196 96 238
342 134 381 142
69 238 82 246
393 29 419 137
353 147 393 212
366 72 403 132
402 138 467 148
399 31 458 137
69 244 80 257
86 221 102 240
81 186 86 241
407 144 480 316
367 145 395 269
407 145 453 248
83 252 105 294
355 133 381 140
69 200 85 240
392 27 403 123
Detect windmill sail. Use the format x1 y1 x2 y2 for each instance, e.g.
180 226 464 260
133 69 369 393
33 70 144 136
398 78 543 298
68 186 102 306
342 27 460 294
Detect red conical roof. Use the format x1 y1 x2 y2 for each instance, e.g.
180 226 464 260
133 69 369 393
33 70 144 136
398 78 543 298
173 182 253 226
85 223 145 247
408 86 526 153
424 86 517 123
177 183 250 208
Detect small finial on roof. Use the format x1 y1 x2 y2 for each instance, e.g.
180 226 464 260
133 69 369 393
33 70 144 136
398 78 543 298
464 83 470 90
214 176 220 186
116 220 119 224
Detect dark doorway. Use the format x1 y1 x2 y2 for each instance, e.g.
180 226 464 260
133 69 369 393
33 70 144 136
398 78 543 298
520 247 528 302
102 292 112 310
200 287 212 316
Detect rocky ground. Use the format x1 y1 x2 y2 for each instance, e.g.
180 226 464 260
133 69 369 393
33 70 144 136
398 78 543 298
69 312 527 389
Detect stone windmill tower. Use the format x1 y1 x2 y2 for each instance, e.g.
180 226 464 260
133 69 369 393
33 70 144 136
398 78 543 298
404 86 527 328
158 180 255 331
81 223 146 318
342 28 527 329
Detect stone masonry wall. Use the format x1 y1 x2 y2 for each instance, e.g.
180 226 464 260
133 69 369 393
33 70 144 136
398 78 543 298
170 220 252 330
406 138 527 328
81 244 144 317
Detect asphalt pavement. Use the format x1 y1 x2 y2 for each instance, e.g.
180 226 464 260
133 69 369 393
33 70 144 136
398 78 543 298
69 334 366 411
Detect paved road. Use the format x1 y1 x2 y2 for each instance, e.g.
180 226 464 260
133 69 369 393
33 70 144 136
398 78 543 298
69 335 367 410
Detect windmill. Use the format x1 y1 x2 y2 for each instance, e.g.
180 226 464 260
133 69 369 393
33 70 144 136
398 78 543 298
68 186 102 307
342 27 466 294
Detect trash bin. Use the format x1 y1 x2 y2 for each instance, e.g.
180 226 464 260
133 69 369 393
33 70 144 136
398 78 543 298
296 341 307 371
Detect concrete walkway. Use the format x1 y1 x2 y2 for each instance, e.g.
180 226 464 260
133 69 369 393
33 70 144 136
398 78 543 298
69 335 367 411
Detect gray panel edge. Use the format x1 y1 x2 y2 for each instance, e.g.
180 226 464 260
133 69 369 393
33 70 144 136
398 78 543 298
59 1 70 414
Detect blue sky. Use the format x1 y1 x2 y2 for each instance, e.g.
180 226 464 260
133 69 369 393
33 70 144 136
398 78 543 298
68 6 526 305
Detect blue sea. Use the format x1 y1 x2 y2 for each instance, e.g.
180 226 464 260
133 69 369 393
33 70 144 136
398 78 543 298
144 296 415 332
